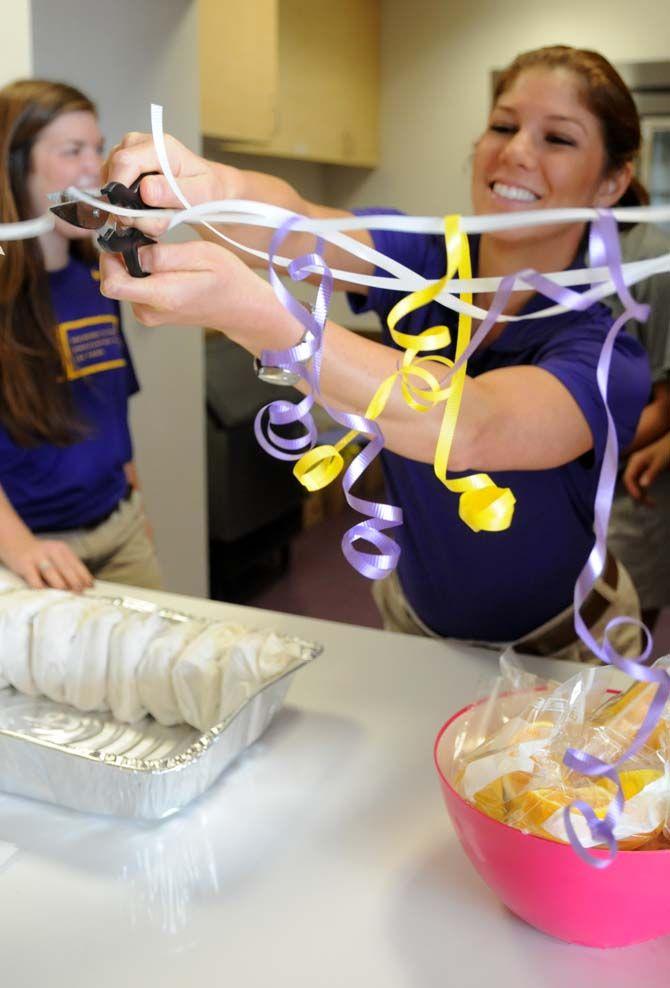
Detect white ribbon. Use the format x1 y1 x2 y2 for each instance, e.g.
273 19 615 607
4 101 670 324
0 214 54 240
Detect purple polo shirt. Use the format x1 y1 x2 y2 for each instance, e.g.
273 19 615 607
348 209 651 641
0 257 139 532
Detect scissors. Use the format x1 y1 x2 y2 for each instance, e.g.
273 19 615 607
49 172 159 277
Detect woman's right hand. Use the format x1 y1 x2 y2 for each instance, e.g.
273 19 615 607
623 432 670 506
1 533 94 592
103 131 238 238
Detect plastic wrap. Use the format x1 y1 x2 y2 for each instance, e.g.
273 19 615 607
453 657 670 851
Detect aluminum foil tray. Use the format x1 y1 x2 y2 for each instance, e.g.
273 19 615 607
0 596 322 819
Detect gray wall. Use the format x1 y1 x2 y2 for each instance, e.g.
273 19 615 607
31 0 208 597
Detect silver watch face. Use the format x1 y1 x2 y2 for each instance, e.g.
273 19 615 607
254 360 301 387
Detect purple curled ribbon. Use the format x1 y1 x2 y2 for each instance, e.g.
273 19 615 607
253 215 404 578
556 211 669 868
252 216 324 461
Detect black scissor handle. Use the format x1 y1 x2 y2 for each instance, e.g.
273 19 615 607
98 226 156 278
98 172 160 277
100 171 160 210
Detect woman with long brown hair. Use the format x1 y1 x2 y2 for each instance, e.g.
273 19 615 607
100 46 655 657
0 79 160 591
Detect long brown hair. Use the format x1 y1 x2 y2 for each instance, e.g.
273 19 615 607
0 79 98 446
494 46 649 208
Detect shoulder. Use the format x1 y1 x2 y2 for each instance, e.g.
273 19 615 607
535 304 651 451
534 302 650 390
537 303 649 373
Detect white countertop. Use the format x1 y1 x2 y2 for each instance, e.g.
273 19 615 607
0 581 668 986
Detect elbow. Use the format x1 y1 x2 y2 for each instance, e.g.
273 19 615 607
441 419 487 473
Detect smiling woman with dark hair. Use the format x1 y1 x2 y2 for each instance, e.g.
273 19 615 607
0 79 161 591
99 45 653 659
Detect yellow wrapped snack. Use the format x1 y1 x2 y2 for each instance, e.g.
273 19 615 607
507 784 610 842
592 665 670 752
504 771 666 849
471 771 531 823
456 658 670 851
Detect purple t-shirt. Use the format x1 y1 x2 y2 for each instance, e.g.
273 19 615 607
0 257 139 532
348 210 651 641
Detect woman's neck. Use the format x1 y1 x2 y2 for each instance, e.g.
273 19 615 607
38 229 70 272
475 222 586 332
478 222 586 282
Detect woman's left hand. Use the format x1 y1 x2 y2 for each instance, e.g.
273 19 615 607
623 432 670 505
99 241 300 353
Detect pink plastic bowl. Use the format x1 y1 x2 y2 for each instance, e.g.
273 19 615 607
434 697 670 948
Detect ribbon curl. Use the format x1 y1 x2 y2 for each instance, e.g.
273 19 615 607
255 214 404 579
393 217 515 532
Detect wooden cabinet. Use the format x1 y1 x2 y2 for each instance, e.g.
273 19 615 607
199 0 278 144
198 0 380 167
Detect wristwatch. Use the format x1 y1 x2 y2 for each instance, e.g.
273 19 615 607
253 358 301 387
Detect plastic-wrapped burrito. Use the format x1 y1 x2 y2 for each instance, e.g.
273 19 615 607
217 631 304 723
32 596 109 703
107 610 167 723
172 627 304 732
136 619 205 726
0 589 68 695
63 602 125 712
171 621 247 732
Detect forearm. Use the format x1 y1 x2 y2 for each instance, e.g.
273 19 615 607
626 380 670 453
253 316 586 472
0 485 35 561
0 484 93 590
124 461 139 490
199 164 373 286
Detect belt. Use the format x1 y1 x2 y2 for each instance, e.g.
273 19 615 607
33 485 133 535
515 550 619 657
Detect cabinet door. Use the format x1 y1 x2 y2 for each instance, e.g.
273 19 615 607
274 0 380 166
204 0 380 166
199 0 279 143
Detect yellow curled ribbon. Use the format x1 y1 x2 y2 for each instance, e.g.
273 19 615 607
294 215 515 534
293 364 438 491
412 216 516 533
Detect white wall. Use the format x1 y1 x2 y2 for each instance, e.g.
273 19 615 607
327 0 670 216
0 0 32 86
30 0 208 597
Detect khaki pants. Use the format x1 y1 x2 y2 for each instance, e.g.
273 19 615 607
36 489 162 591
372 562 642 663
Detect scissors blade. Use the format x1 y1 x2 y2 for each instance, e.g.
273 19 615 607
49 198 110 231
